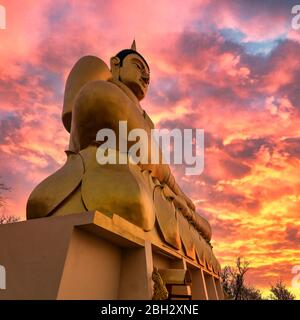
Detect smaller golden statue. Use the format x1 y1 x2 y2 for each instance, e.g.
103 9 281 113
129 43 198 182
152 268 169 300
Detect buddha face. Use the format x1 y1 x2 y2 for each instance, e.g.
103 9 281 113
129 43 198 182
118 53 150 100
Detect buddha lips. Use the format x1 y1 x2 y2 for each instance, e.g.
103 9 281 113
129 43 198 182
95 121 204 176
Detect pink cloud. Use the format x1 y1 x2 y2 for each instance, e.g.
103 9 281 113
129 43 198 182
0 0 299 297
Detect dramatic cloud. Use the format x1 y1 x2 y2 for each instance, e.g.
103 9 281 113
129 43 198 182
0 0 299 298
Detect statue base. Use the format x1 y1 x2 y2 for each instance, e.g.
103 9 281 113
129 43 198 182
0 212 223 300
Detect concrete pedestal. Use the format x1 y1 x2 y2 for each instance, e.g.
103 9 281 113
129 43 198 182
0 212 223 300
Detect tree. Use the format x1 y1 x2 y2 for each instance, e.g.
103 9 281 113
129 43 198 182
221 257 262 300
221 257 295 300
0 178 19 224
221 265 235 299
269 280 295 300
0 178 10 208
234 257 251 300
0 215 19 224
240 286 262 300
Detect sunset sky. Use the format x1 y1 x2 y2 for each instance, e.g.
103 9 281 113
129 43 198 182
0 0 300 298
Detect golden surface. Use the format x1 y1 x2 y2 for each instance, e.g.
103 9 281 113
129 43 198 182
154 186 181 249
26 152 84 218
158 269 192 285
63 55 111 133
152 267 169 300
26 43 220 274
177 211 196 260
80 145 155 231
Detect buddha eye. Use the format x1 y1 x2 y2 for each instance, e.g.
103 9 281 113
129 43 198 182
134 63 141 70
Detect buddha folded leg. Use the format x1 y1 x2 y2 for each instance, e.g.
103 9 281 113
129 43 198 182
79 145 156 231
51 184 86 216
26 151 84 219
27 144 156 231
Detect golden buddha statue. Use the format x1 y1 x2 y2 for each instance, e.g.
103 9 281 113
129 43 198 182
26 41 220 274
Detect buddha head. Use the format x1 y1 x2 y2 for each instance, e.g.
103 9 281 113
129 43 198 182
110 40 150 101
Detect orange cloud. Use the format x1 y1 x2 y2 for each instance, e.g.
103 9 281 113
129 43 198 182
0 0 299 298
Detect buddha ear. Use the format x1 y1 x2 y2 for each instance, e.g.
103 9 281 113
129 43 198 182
110 56 121 78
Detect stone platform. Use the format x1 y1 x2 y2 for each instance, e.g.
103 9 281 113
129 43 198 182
0 212 223 300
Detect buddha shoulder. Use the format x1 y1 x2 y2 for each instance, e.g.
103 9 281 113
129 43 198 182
75 80 131 108
73 79 141 122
